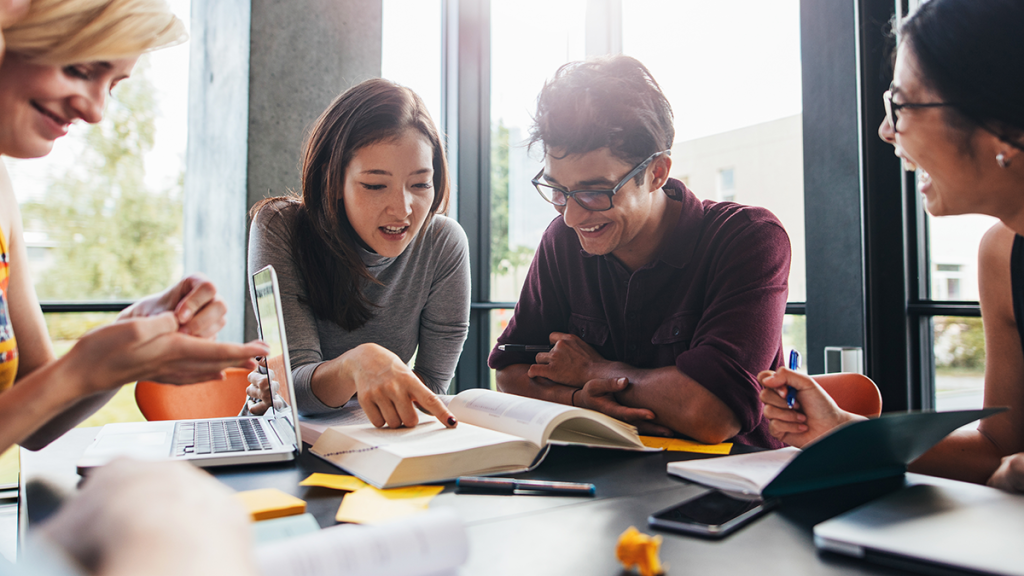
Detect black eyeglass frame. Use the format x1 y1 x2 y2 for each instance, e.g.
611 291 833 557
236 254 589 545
883 84 956 134
531 150 671 212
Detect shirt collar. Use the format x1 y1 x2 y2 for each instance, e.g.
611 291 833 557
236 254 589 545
656 178 704 269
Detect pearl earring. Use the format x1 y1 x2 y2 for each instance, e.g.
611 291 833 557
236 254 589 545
997 152 1010 169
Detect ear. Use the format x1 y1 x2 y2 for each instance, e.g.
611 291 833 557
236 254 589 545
648 154 673 191
995 125 1024 163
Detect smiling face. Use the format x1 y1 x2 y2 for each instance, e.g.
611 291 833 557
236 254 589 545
0 54 137 158
342 128 436 258
541 147 672 270
878 43 1015 219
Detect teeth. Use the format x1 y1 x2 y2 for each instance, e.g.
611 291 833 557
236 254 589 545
580 224 603 233
382 226 407 234
902 158 918 172
917 169 931 191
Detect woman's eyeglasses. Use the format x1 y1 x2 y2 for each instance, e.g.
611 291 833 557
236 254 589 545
883 84 956 133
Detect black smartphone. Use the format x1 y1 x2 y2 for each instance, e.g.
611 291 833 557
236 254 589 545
648 490 776 538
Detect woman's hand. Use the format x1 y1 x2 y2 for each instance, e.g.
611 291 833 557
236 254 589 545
527 332 609 387
246 366 280 416
757 368 863 448
66 312 267 394
40 458 255 576
341 343 457 430
118 273 227 339
988 453 1024 493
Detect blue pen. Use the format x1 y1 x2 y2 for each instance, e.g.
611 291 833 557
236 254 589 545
786 349 801 408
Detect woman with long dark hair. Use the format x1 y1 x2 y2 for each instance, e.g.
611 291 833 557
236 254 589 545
760 0 1024 491
249 79 470 429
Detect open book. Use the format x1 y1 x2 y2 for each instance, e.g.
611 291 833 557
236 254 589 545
667 408 1003 497
308 388 647 489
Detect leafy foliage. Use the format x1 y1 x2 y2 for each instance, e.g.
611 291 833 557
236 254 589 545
23 60 182 301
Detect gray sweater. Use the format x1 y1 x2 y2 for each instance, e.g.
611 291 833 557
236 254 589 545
248 201 471 415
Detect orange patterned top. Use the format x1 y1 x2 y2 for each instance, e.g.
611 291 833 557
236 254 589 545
0 224 18 392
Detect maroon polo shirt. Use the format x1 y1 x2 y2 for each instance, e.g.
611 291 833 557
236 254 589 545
489 179 789 448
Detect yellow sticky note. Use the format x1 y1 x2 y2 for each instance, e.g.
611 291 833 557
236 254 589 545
335 485 444 524
640 435 733 455
235 488 306 521
300 473 368 492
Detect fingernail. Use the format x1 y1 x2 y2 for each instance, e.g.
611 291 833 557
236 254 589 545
447 416 457 427
618 378 627 385
179 309 192 323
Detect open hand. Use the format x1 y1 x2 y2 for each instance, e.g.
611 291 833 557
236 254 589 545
68 313 266 393
528 332 608 387
757 368 862 448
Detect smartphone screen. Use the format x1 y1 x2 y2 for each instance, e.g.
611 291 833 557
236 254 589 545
648 490 774 538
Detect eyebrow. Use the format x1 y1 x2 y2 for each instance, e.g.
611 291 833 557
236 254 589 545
359 168 432 176
543 174 617 189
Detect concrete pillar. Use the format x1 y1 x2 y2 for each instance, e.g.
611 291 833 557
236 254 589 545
184 1 383 343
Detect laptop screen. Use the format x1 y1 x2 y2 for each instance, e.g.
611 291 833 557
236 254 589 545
252 265 302 451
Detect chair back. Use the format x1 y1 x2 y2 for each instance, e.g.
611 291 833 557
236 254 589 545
135 368 250 421
813 372 883 417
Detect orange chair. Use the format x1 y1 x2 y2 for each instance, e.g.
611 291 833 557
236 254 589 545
812 372 883 417
134 367 251 421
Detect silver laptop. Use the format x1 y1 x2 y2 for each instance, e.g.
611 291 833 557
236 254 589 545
814 475 1024 575
78 265 302 471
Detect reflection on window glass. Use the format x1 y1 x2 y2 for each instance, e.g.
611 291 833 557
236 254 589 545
6 0 189 302
927 213 997 301
933 315 985 411
382 0 442 126
490 0 586 302
622 0 805 301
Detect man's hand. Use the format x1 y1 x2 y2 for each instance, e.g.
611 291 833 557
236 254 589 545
528 332 609 387
118 273 227 339
574 377 674 434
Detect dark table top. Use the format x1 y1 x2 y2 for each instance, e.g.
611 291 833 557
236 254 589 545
21 428 913 575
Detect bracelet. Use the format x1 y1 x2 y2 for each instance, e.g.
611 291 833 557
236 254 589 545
571 388 581 407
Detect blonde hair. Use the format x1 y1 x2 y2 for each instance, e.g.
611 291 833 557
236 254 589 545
3 0 186 66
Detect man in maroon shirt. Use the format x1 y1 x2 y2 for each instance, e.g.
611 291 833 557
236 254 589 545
487 56 790 448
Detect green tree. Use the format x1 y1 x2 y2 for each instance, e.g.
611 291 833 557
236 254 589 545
490 120 535 277
24 58 182 302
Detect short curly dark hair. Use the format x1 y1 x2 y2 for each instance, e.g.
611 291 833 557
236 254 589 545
529 55 674 171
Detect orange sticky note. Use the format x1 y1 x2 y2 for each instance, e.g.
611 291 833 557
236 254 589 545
235 488 306 521
299 473 368 492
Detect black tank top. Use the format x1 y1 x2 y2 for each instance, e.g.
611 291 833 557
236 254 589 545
1011 235 1024 355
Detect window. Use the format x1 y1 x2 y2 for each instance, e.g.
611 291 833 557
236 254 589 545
382 0 443 126
717 168 736 202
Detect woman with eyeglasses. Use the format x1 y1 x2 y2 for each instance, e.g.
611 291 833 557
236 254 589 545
247 79 470 430
759 0 1024 492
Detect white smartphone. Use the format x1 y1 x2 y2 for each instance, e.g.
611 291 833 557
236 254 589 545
648 490 776 538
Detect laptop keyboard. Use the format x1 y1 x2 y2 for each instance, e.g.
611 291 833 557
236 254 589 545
172 418 273 456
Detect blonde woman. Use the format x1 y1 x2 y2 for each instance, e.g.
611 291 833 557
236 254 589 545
0 0 267 455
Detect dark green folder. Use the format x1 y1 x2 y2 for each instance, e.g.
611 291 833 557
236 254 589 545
762 408 1005 498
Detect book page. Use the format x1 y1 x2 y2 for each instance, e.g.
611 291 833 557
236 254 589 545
299 399 370 444
255 508 467 576
449 388 574 446
334 420 530 459
666 447 801 495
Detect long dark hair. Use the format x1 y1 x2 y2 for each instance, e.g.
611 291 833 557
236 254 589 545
252 79 450 330
900 0 1024 150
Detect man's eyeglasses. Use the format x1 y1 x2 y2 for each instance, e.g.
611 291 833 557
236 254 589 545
882 84 956 133
532 150 671 212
